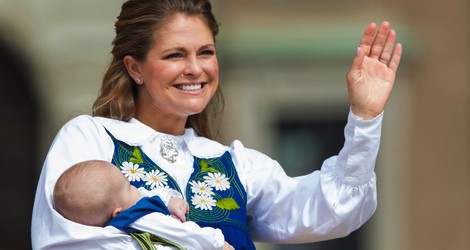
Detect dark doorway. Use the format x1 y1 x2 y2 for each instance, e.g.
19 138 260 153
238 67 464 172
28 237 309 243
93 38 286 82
0 36 39 249
273 114 370 250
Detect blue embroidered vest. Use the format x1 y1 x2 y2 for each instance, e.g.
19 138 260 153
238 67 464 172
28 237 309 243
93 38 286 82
106 131 256 250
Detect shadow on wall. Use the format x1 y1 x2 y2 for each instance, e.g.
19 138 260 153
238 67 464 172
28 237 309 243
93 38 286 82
0 35 38 249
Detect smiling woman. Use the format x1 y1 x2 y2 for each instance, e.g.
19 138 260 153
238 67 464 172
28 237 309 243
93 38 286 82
31 0 402 249
122 14 219 136
92 0 223 139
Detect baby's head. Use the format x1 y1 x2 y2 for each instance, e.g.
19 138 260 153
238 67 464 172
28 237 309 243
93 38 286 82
53 160 141 226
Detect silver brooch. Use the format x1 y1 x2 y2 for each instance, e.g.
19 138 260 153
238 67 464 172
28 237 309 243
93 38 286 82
160 136 179 163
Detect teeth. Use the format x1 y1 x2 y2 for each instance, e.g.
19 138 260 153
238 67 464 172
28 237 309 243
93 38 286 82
180 84 202 91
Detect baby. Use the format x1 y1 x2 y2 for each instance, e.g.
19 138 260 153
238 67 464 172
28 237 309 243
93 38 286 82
53 160 233 250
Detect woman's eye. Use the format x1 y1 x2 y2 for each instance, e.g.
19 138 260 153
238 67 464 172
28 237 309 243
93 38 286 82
200 50 215 56
165 53 184 59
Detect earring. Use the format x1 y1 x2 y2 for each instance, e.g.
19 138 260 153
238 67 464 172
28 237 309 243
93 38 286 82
135 78 141 84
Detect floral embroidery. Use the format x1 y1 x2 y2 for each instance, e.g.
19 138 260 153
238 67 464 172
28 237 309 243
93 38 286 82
110 134 241 213
188 160 240 211
120 161 146 182
192 193 216 210
190 180 214 196
203 172 230 191
106 123 253 250
144 169 168 189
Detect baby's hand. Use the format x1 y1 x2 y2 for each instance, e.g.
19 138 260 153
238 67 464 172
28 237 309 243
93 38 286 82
167 197 189 222
223 241 235 250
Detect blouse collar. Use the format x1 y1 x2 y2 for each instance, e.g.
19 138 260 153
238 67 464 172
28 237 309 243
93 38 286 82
94 116 227 158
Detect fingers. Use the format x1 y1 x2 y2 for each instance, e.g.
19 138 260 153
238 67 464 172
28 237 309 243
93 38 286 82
388 43 403 73
171 214 181 222
171 209 186 222
358 22 377 56
178 203 188 222
379 29 396 63
357 21 402 71
358 21 394 58
170 202 189 222
369 21 391 59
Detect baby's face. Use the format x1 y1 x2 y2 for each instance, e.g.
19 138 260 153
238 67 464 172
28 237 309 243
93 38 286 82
108 165 141 210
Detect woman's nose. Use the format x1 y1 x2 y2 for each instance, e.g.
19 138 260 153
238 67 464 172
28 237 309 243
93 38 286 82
183 56 203 77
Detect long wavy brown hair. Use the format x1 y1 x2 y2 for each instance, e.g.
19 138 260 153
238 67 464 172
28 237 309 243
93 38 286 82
92 0 223 139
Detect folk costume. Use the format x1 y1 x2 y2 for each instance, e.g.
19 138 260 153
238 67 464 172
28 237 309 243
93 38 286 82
32 110 382 249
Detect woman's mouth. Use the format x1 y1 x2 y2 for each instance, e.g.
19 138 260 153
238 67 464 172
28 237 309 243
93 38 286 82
176 83 203 91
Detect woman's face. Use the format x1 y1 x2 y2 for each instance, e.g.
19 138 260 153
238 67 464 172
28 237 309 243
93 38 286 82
134 14 219 123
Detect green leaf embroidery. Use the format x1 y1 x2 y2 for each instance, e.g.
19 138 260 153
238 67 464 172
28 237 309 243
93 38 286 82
200 160 218 173
216 198 240 210
130 147 144 164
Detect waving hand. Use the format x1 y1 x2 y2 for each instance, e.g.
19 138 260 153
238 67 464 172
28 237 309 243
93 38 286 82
347 21 403 120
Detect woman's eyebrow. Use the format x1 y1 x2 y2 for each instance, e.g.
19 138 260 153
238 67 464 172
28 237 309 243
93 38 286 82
161 47 186 54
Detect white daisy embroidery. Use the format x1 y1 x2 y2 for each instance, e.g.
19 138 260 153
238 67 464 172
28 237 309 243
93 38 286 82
203 172 230 191
192 193 216 210
144 169 168 189
190 180 214 196
120 162 146 182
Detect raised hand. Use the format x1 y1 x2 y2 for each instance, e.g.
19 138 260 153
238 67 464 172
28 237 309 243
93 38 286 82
346 21 403 120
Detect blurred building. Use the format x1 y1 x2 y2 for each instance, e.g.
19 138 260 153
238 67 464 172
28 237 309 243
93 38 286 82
0 0 468 249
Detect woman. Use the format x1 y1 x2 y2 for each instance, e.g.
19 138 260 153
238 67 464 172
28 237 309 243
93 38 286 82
31 0 402 249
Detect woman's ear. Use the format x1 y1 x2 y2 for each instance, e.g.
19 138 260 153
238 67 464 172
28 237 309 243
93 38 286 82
112 207 124 218
123 55 143 84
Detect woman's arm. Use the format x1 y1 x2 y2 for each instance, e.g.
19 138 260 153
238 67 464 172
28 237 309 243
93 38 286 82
233 21 401 243
130 213 226 249
31 115 137 250
233 111 383 243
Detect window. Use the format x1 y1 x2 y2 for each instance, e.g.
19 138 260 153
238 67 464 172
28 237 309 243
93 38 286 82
273 116 369 250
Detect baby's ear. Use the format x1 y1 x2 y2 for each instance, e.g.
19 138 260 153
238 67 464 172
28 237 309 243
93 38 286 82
112 207 123 218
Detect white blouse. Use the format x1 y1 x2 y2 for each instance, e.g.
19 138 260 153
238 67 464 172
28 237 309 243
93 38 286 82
31 110 383 249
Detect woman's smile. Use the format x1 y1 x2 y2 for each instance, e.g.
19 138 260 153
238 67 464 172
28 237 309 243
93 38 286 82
174 82 205 92
127 13 219 132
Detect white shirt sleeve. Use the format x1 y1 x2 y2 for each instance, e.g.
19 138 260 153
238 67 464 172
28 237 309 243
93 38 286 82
129 213 225 250
31 115 137 250
233 110 383 243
